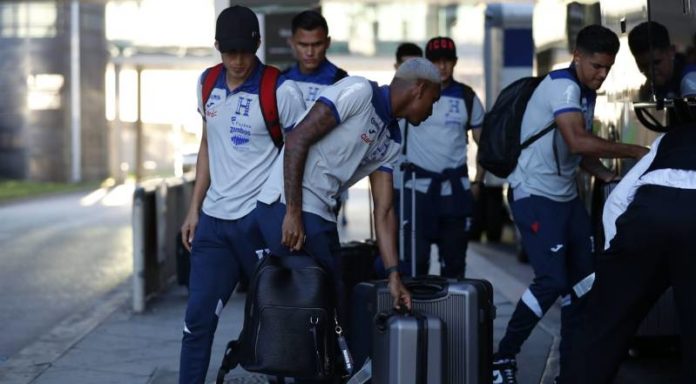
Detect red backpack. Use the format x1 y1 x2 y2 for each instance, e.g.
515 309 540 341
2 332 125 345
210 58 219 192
201 63 283 149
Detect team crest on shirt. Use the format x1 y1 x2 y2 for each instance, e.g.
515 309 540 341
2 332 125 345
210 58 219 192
229 116 252 148
361 116 381 143
205 92 223 116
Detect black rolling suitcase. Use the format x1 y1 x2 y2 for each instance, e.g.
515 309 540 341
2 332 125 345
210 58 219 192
372 309 445 384
340 184 379 334
351 276 494 384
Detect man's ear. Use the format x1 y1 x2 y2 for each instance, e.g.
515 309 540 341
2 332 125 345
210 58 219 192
413 80 426 99
572 49 583 67
326 35 332 49
214 41 219 51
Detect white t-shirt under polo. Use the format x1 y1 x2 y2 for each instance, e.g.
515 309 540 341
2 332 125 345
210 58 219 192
404 81 484 194
258 76 402 222
197 59 306 220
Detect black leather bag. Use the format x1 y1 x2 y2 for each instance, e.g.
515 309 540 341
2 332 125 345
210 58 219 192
216 253 337 382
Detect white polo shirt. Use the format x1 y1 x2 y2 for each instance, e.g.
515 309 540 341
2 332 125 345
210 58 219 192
281 59 347 103
197 59 306 220
258 76 402 222
404 81 484 194
507 66 596 202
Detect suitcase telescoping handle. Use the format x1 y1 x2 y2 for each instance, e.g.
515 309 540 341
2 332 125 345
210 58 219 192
402 276 449 300
399 161 417 277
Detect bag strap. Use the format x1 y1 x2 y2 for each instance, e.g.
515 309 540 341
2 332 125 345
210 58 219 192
333 67 348 83
202 63 224 114
461 83 476 131
401 121 410 155
216 340 240 384
521 122 556 149
259 65 283 149
202 63 283 149
415 312 428 384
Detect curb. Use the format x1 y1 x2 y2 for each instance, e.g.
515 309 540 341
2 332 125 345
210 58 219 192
0 282 131 384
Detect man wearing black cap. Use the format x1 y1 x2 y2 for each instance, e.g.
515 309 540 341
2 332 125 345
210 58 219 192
398 36 485 278
179 5 306 383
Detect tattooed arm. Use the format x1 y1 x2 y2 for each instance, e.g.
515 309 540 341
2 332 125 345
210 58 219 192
282 102 339 250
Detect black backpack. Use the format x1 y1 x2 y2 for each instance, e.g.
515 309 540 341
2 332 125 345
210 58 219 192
478 76 556 178
216 253 338 383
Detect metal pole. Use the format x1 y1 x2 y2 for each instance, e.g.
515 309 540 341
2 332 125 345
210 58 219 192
411 168 416 278
114 60 123 183
70 0 81 182
135 65 144 182
132 187 145 313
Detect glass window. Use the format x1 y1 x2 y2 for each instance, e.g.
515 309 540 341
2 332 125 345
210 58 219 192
0 1 56 39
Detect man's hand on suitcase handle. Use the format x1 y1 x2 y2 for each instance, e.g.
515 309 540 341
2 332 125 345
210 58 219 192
388 272 412 311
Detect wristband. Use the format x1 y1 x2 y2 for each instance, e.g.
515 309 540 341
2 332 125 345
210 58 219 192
384 265 400 276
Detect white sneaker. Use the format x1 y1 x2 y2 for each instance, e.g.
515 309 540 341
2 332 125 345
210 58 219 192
492 358 517 384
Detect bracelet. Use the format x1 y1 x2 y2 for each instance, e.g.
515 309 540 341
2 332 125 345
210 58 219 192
384 265 400 276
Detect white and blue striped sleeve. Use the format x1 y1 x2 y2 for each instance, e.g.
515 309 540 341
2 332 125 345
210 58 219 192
314 77 372 125
470 94 485 129
548 79 582 117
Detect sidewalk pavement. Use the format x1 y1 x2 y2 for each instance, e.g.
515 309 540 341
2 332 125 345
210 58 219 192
0 245 559 384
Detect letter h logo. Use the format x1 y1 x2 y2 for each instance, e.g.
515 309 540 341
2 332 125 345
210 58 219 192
306 86 320 102
448 99 460 114
235 97 253 116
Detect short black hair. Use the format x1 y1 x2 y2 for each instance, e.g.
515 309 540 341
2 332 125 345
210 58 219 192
291 10 328 35
575 24 620 56
628 21 671 56
395 42 423 63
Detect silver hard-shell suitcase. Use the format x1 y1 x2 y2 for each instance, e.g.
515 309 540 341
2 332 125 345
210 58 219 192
372 310 445 384
352 276 494 384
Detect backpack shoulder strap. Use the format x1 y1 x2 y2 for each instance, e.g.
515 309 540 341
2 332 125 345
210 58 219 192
333 67 348 83
202 63 224 113
259 65 283 149
461 83 476 130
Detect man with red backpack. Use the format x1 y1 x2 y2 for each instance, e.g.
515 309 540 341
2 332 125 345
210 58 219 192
178 6 306 384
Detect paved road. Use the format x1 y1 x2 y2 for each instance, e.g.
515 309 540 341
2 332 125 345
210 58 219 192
0 184 134 360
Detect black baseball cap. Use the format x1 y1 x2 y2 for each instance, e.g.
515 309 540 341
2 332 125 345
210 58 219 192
425 36 457 61
215 5 260 53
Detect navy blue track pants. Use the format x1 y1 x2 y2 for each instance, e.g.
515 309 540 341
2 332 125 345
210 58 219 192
497 193 594 381
179 211 263 384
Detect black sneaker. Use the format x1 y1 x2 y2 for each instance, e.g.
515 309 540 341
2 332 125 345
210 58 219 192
492 358 517 384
